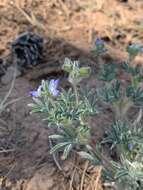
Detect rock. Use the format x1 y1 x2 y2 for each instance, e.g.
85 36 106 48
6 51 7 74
11 32 43 69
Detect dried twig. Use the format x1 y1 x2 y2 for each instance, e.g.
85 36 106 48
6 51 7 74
94 166 102 190
69 167 76 190
87 170 96 190
11 2 45 30
133 108 142 126
80 160 89 190
0 66 16 114
3 97 26 109
68 161 92 180
0 149 15 153
14 0 26 8
57 0 70 18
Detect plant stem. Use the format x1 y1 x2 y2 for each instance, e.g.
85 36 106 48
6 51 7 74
73 83 79 105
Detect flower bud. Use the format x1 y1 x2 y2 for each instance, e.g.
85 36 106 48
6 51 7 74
62 57 72 72
79 67 91 78
128 143 134 151
95 38 105 48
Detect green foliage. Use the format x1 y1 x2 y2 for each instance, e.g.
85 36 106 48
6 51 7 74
127 44 143 62
29 58 97 159
98 80 121 103
79 86 98 116
96 48 143 120
126 86 143 105
63 57 91 85
29 40 143 189
102 122 131 149
87 42 143 189
122 62 141 76
78 145 102 165
113 156 143 190
91 38 107 58
99 63 117 82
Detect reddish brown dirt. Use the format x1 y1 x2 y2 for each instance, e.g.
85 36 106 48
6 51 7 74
0 0 143 189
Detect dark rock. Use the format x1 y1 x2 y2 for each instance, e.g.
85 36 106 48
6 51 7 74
11 32 43 70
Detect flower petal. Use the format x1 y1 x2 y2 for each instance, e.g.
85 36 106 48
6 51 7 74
30 85 42 97
128 143 133 151
95 38 104 46
48 79 59 96
30 90 39 97
52 89 59 97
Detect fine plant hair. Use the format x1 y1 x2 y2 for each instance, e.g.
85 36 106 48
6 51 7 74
29 40 143 189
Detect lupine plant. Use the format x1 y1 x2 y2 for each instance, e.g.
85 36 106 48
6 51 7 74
81 42 143 189
29 40 143 189
29 58 97 159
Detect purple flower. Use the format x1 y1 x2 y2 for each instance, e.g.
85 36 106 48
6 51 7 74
30 85 42 97
48 79 59 97
94 38 107 54
95 38 105 46
128 143 134 151
30 79 59 98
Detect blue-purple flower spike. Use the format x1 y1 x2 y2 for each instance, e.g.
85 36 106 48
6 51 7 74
48 79 60 97
30 85 42 97
128 143 134 151
94 38 107 54
95 38 104 46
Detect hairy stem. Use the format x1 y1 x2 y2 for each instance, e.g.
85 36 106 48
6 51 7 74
73 84 79 105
